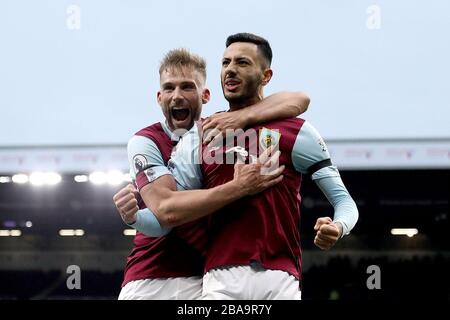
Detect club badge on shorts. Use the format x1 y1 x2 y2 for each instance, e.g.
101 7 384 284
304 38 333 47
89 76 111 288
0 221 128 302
259 127 281 150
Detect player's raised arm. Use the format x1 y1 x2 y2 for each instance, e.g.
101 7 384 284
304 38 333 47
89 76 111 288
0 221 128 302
203 91 310 144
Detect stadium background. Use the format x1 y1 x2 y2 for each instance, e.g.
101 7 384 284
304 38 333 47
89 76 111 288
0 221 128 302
1 0 449 300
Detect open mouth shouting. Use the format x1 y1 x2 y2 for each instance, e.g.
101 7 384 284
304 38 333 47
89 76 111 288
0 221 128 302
224 78 241 92
170 106 192 128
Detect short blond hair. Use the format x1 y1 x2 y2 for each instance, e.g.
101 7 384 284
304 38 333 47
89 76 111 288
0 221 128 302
159 48 207 82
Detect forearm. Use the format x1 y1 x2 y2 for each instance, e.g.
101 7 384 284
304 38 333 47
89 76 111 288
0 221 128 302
155 180 244 228
313 172 359 238
332 199 358 238
243 91 310 125
129 208 171 237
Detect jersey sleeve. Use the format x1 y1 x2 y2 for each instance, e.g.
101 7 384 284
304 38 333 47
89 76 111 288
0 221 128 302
130 208 171 237
167 123 203 190
127 135 172 190
312 167 359 237
291 121 358 237
291 121 333 175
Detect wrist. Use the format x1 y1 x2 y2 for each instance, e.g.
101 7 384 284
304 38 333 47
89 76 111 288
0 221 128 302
334 221 344 238
226 179 248 198
125 213 137 225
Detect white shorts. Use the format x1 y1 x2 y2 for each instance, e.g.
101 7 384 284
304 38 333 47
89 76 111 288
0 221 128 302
118 276 202 300
201 265 301 300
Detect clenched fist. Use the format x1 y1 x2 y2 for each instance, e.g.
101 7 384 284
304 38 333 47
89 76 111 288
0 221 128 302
313 217 343 250
113 184 139 225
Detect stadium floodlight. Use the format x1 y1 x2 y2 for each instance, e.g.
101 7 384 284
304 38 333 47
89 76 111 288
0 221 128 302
59 229 75 236
10 230 21 236
0 176 11 183
12 174 28 184
0 230 10 236
391 228 419 237
0 230 22 237
74 229 85 236
59 229 85 236
123 229 136 236
74 175 89 183
46 172 62 185
89 171 107 185
107 170 125 186
30 172 61 186
30 172 46 186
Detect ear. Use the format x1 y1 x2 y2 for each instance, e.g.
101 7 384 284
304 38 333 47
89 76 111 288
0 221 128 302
261 68 273 86
202 88 211 104
157 91 162 105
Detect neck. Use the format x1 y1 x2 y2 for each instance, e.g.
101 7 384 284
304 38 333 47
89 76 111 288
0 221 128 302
166 120 197 130
229 94 263 112
165 120 176 132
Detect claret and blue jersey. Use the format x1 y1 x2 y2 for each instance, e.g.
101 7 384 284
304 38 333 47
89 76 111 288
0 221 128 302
129 117 358 281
